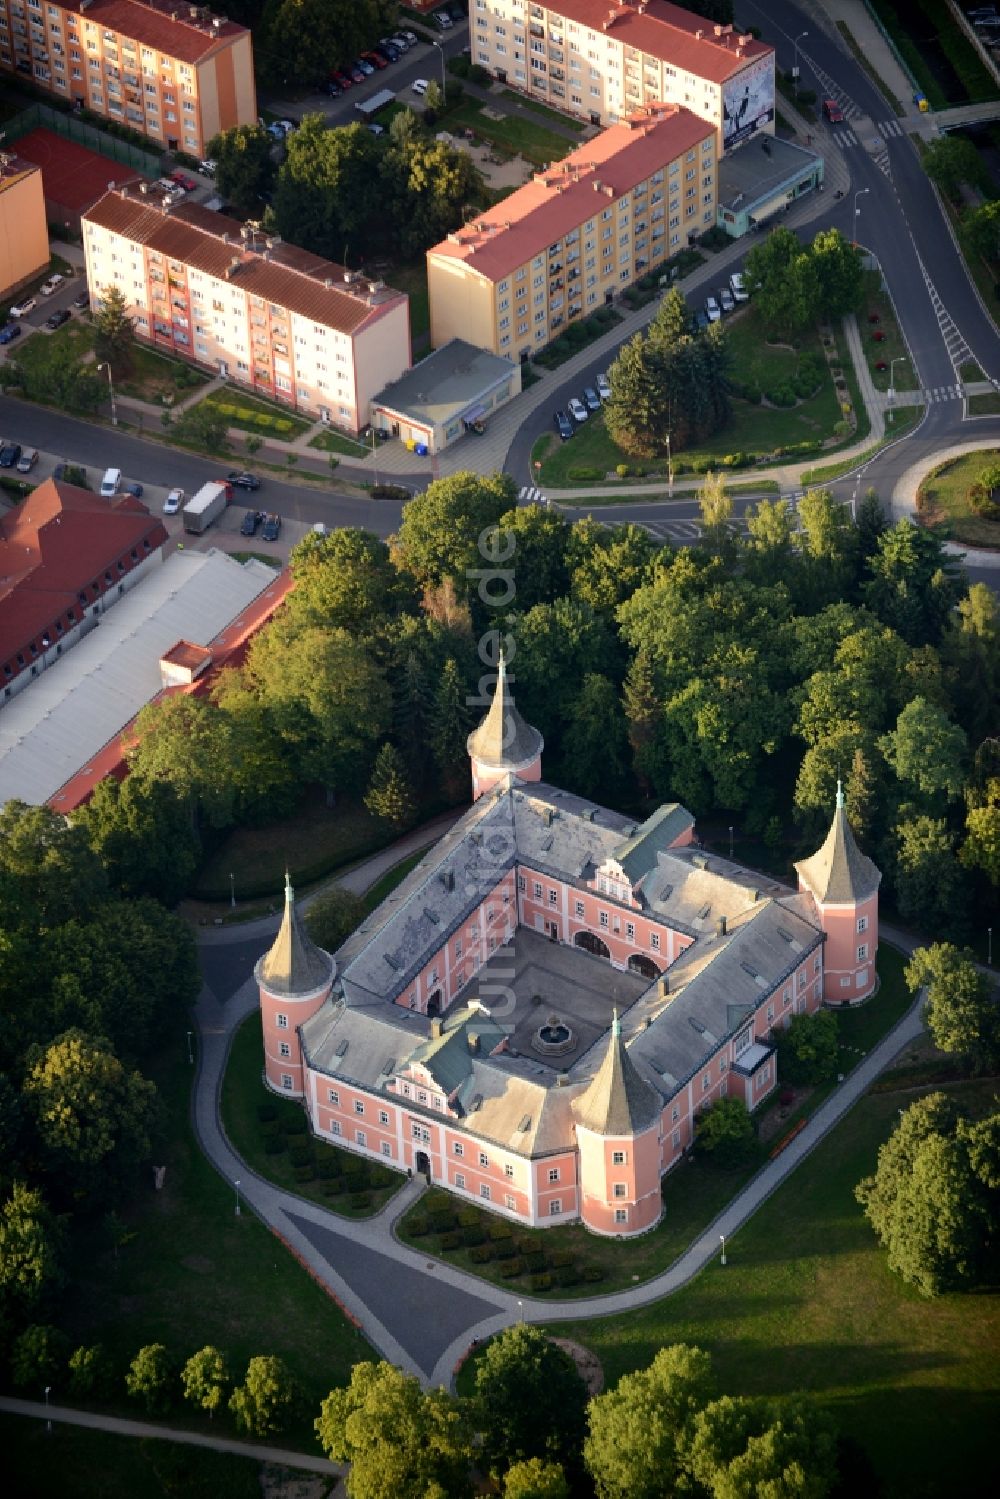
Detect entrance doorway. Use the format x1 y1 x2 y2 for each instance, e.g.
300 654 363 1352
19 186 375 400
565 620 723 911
575 930 611 960
628 953 661 981
415 1150 431 1178
427 989 443 1018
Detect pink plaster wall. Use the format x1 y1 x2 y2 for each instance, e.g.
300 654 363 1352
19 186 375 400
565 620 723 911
516 868 691 971
472 752 542 799
394 871 518 1014
259 979 332 1096
577 1123 662 1236
818 894 878 1004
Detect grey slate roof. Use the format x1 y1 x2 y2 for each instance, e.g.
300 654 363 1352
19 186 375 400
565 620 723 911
257 874 335 998
466 653 544 772
573 1013 662 1136
794 788 881 904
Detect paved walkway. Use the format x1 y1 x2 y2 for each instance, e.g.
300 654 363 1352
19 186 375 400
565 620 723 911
813 0 914 106
192 819 929 1391
0 1395 344 1481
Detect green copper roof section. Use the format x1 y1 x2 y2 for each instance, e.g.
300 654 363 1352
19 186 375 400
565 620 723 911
467 651 544 771
611 803 694 884
258 872 335 997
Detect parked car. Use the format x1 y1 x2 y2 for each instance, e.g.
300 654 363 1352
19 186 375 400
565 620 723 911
596 372 611 402
718 286 735 314
45 307 71 330
331 70 353 89
583 386 601 412
16 447 38 473
72 289 90 310
704 295 721 322
199 158 217 175
227 470 261 491
163 487 184 514
240 508 260 535
434 9 454 28
169 169 198 191
729 271 749 302
554 409 574 440
261 512 281 541
349 64 366 83
0 323 22 345
376 41 400 61
0 442 23 469
9 297 36 318
401 30 419 47
40 273 65 296
389 34 411 51
691 308 710 332
822 98 844 124
364 49 388 69
326 78 342 95
568 396 588 423
411 78 429 95
125 480 144 497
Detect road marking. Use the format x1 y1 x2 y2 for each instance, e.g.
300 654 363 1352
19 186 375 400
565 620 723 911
915 254 975 375
879 119 904 138
519 485 547 506
833 128 859 147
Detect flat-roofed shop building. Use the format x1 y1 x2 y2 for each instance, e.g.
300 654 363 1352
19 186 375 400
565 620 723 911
0 0 256 158
83 185 412 433
371 339 521 454
470 0 775 155
427 102 715 360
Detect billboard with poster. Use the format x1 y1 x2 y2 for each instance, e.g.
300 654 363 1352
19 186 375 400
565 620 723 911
722 54 775 151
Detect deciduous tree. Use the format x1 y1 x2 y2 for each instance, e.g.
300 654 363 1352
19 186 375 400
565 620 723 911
776 1009 839 1085
393 472 517 591
0 1182 66 1323
206 123 276 214
305 888 365 953
905 943 1000 1073
922 134 989 200
11 1323 68 1390
229 1354 298 1436
682 1393 838 1499
76 775 200 906
584 1343 715 1499
878 696 968 805
126 1343 173 1414
473 1324 589 1479
503 1458 570 1499
68 1343 113 1398
695 1097 756 1166
892 816 969 935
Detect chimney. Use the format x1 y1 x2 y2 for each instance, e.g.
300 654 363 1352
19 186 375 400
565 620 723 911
430 1018 443 1039
715 915 727 938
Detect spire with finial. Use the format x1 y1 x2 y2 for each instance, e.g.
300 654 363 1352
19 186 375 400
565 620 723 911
575 1009 661 1137
794 785 880 905
466 648 544 797
257 869 335 997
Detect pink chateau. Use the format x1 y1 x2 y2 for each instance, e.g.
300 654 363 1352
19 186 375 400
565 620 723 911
257 666 880 1237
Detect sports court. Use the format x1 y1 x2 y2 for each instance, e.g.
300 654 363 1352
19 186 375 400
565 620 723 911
13 128 143 229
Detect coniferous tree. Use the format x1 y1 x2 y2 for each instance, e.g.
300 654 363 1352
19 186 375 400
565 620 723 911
364 744 417 831
394 653 433 788
430 658 472 800
845 744 880 849
622 650 662 795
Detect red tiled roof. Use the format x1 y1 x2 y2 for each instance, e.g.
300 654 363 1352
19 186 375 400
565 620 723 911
62 0 246 67
429 103 714 282
0 479 167 671
551 0 772 83
84 188 407 337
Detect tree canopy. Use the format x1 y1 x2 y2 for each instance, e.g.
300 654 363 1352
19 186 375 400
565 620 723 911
473 1324 589 1479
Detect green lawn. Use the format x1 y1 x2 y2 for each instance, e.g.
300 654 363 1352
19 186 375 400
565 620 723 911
388 258 431 343
858 270 918 393
59 1024 373 1454
500 89 585 131
116 342 208 404
397 950 915 1299
194 794 395 902
0 1417 263 1499
11 318 94 374
916 448 1000 549
969 392 1000 416
308 428 370 457
545 1077 1000 1498
446 98 574 165
196 388 311 440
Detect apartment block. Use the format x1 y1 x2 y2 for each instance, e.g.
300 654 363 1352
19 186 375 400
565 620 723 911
427 101 715 360
471 0 775 153
0 0 256 158
83 185 411 432
0 151 49 298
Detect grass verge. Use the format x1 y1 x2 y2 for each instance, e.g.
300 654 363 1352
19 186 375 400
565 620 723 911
545 1076 1000 1498
499 89 585 130
197 388 311 440
859 269 918 392
222 1013 406 1218
397 950 914 1299
59 1021 373 1453
308 428 370 456
551 480 782 507
968 392 1000 415
446 98 574 165
916 448 1000 549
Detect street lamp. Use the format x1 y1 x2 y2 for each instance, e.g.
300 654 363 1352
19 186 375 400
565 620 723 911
853 187 870 248
517 1300 523 1321
44 1385 51 1434
235 1179 241 1216
186 1030 193 1065
728 825 734 860
371 424 379 488
989 927 993 966
719 1233 726 1266
97 361 118 426
887 356 907 423
665 431 673 495
792 31 808 83
230 871 236 909
430 39 447 90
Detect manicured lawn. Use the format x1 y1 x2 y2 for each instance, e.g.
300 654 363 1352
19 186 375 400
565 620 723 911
858 270 918 393
10 318 94 374
115 342 208 404
916 448 1000 549
222 1013 406 1218
308 427 370 456
397 950 915 1299
546 1077 1000 1498
969 392 1000 416
58 1024 373 1453
194 793 394 902
0 1417 262 1499
500 89 585 131
196 388 311 439
447 98 574 165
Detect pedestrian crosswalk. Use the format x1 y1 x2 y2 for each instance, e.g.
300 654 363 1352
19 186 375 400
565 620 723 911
831 127 860 148
832 121 903 150
879 119 906 138
519 485 548 506
920 384 965 404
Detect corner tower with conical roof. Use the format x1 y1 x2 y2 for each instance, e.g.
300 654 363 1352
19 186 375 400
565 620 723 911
466 651 544 799
254 874 336 1096
573 1012 663 1237
794 782 881 1005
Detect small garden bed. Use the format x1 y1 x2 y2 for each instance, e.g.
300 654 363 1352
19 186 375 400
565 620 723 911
195 388 310 439
858 270 916 392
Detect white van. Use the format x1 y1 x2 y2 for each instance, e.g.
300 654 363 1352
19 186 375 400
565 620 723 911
730 272 749 303
100 467 122 497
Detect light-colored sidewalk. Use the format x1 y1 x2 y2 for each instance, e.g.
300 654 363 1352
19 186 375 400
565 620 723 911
813 0 914 106
0 1395 345 1481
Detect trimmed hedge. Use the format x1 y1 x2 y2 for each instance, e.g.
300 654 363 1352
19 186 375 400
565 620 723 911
440 1230 463 1251
263 1136 285 1155
350 1191 373 1210
257 1103 278 1123
407 1215 430 1238
284 1115 308 1137
288 1145 312 1168
530 1272 553 1292
468 1243 495 1264
322 1177 346 1196
546 1248 574 1269
462 1226 486 1248
293 1164 315 1183
487 1221 513 1242
457 1209 480 1229
499 1257 525 1278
